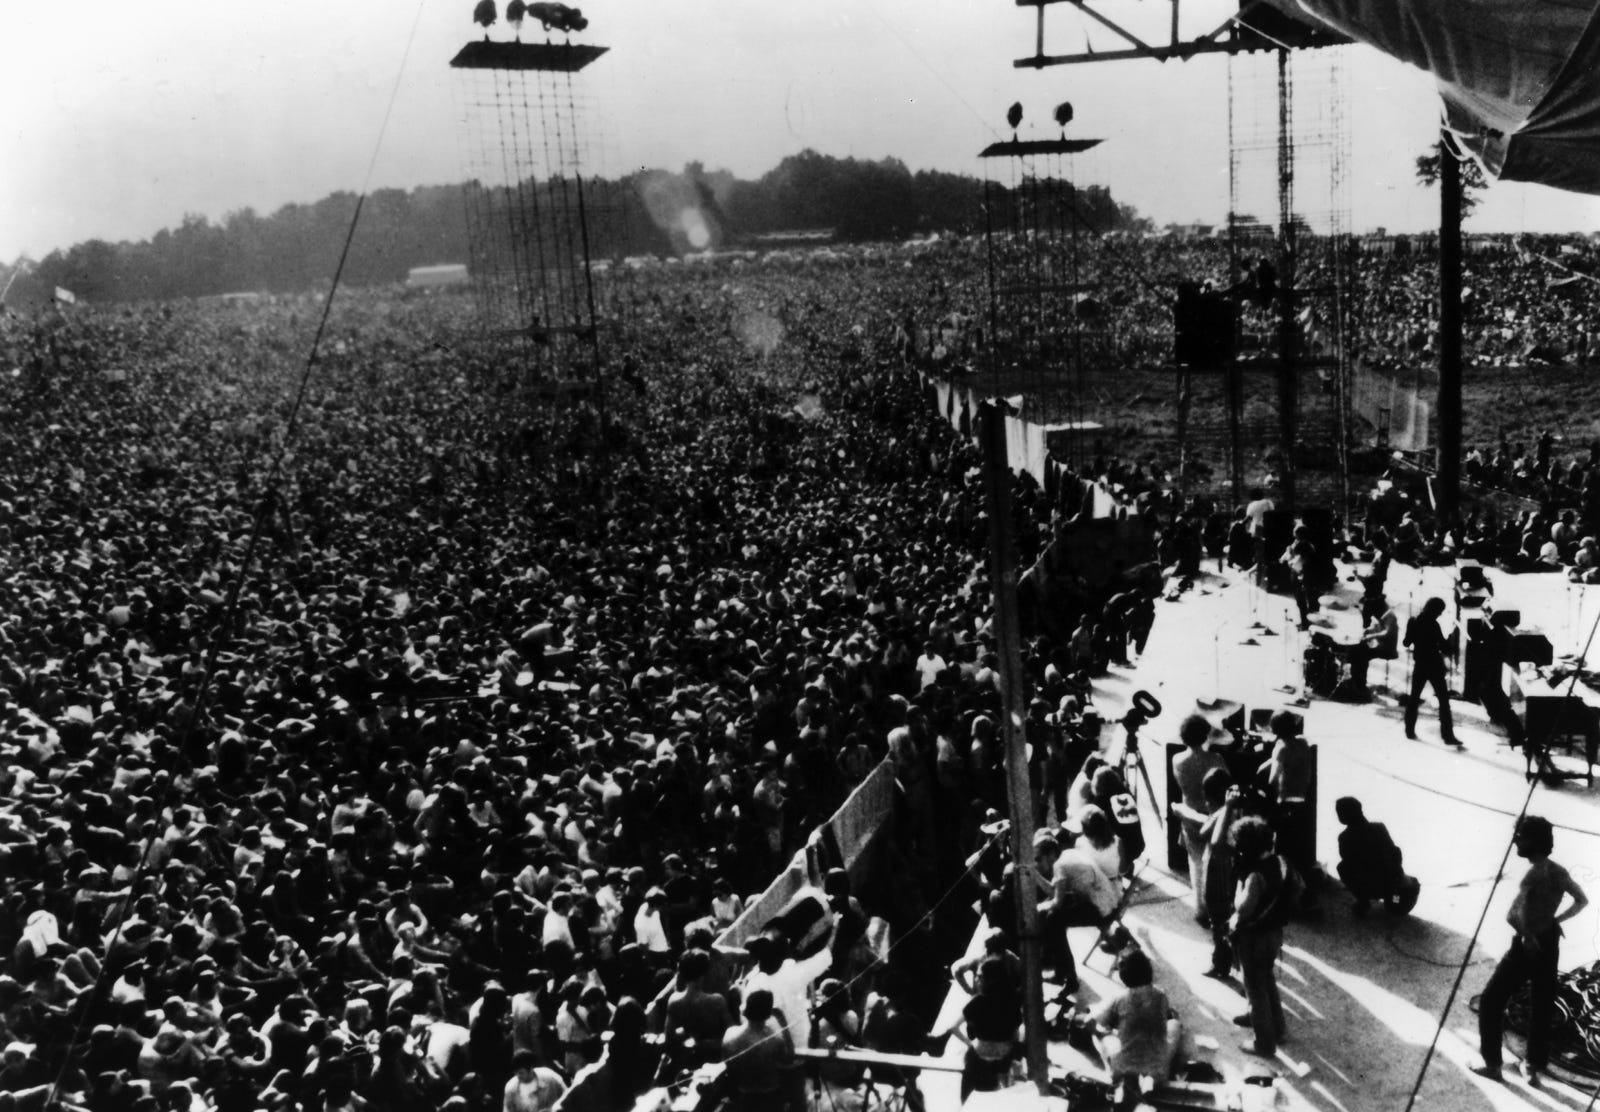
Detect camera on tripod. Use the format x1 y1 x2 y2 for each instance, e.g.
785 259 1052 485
1119 690 1163 747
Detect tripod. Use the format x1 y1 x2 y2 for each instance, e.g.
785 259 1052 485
1118 721 1164 835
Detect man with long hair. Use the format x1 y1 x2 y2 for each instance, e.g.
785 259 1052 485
1473 816 1588 1087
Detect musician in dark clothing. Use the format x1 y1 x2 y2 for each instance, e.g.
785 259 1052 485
1403 597 1458 745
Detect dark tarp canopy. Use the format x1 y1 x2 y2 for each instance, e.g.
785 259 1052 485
1266 0 1600 194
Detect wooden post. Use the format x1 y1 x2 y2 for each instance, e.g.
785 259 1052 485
1437 137 1463 523
980 401 1049 1093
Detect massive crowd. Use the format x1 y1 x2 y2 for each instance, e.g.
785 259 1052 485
0 249 1182 1112
1 228 1595 1112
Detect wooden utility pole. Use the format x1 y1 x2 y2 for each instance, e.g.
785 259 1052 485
1437 136 1463 522
980 401 1049 1094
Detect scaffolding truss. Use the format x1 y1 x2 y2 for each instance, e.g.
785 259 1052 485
978 132 1110 471
451 29 626 476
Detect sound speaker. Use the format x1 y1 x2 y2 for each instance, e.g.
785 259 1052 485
1507 632 1553 667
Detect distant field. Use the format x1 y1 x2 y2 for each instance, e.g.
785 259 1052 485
1045 359 1600 491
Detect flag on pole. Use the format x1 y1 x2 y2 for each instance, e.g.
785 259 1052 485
54 287 76 305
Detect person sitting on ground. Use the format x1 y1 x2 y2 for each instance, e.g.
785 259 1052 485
1090 949 1184 1111
1334 797 1419 916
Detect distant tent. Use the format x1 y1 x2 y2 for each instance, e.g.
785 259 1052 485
406 264 469 289
1269 0 1600 194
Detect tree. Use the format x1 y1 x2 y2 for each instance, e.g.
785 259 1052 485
1415 139 1488 221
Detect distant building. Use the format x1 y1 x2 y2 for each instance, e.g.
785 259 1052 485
406 264 469 289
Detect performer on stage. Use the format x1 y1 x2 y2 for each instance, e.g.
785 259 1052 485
1473 816 1588 1087
1332 594 1399 697
1403 597 1458 745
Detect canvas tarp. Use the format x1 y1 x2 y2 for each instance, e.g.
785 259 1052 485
1271 0 1600 194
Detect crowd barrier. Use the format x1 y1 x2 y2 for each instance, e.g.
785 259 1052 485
921 369 1119 519
551 762 900 1112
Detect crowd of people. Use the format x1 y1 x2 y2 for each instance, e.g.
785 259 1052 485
0 244 1190 1112
2 222 1594 1112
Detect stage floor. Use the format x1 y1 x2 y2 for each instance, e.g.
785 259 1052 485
922 557 1600 1112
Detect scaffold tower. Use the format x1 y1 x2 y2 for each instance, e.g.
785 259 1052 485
450 3 625 477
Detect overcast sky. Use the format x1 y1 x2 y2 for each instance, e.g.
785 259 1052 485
3 0 1597 263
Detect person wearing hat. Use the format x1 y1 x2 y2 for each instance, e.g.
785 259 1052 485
1170 714 1228 926
1473 815 1588 1086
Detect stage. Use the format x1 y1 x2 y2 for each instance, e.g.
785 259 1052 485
923 557 1600 1112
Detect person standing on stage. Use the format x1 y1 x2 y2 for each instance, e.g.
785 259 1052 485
1243 489 1274 581
1403 597 1458 745
1474 816 1588 1088
1170 715 1227 926
1227 815 1302 1058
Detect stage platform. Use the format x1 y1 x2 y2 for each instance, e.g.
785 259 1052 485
921 557 1600 1112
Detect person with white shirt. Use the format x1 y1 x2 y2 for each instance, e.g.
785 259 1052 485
633 888 672 957
733 923 837 1056
503 1048 566 1111
541 891 576 951
914 640 947 691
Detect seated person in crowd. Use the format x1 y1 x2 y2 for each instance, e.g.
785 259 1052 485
1334 797 1420 916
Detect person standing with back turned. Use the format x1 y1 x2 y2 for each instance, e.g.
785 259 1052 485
1473 815 1588 1088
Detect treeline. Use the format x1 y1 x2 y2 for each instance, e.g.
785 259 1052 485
6 150 1151 305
